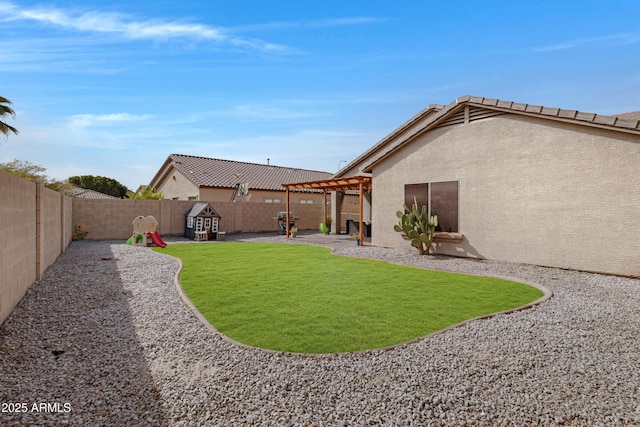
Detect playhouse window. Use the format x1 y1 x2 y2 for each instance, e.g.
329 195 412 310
187 217 194 228
404 181 459 232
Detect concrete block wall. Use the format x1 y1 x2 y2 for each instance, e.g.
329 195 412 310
229 202 278 233
72 199 145 240
72 198 328 239
37 183 67 279
63 195 73 249
71 199 215 239
293 203 327 230
213 201 328 233
0 170 37 325
161 200 196 236
71 199 194 240
0 171 72 325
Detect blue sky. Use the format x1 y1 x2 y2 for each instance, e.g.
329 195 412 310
1 0 639 190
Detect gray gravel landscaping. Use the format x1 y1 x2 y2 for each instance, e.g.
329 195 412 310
1 234 639 426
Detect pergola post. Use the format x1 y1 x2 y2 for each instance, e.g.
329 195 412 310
358 181 364 246
286 188 290 238
323 190 328 225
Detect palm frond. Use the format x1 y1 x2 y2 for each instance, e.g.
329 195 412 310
0 96 18 136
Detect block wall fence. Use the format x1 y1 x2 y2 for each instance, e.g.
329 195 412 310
1 171 328 324
71 198 328 239
1 170 73 325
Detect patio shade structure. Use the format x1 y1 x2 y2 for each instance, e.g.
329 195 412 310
282 176 372 245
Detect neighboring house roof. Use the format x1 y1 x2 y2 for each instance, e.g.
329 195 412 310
59 183 119 199
336 95 640 176
149 154 333 191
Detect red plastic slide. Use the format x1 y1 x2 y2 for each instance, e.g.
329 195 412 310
148 231 167 248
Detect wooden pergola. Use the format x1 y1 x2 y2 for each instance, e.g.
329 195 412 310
281 176 372 245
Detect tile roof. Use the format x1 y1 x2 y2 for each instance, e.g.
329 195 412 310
454 96 640 131
151 154 333 191
58 183 120 199
614 110 640 121
336 95 640 176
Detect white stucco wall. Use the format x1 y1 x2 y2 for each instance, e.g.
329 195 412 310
372 114 640 276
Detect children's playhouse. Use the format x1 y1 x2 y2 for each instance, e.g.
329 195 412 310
185 203 222 241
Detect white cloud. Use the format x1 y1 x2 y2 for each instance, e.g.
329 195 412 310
230 16 383 32
0 1 289 52
533 32 640 52
67 113 153 128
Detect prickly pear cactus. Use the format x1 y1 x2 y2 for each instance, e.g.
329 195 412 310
393 197 438 255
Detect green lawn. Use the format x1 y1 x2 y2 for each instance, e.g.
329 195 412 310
155 242 543 354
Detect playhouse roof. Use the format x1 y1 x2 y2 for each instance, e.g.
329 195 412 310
186 202 221 218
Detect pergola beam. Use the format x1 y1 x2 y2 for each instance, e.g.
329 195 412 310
282 175 371 192
282 175 372 240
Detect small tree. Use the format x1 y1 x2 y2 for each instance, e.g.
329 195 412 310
394 197 438 255
1 159 48 182
69 175 129 198
128 186 163 200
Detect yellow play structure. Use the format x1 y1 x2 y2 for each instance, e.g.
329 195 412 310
127 215 167 248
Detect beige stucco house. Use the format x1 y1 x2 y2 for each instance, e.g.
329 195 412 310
149 154 361 231
149 154 337 204
334 95 640 276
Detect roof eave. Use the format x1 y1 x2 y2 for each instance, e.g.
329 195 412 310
362 96 640 172
361 102 468 172
334 103 446 178
148 155 175 189
150 154 203 189
478 106 640 136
